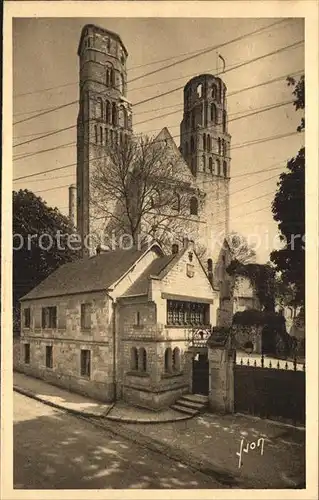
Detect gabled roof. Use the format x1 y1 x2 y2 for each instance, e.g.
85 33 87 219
122 254 176 297
21 245 162 301
154 127 198 188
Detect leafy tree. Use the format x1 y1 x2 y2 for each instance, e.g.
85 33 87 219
90 132 201 251
226 231 256 264
270 75 305 306
13 190 80 332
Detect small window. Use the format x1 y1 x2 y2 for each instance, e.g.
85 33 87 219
100 126 103 145
211 103 217 123
24 344 30 364
202 134 206 151
112 102 117 126
94 125 98 144
105 100 111 123
42 307 57 329
81 304 91 330
207 134 211 152
190 197 198 216
218 138 222 154
135 311 140 326
223 110 227 132
138 347 147 372
46 346 53 369
80 349 91 377
211 84 217 99
131 347 138 371
173 347 181 372
164 348 172 373
202 155 206 172
24 308 31 328
217 159 221 176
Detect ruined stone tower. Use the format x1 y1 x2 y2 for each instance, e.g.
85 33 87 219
180 74 231 258
76 24 132 255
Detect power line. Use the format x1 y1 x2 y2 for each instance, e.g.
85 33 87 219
133 39 303 107
13 100 78 126
13 124 78 148
13 142 76 161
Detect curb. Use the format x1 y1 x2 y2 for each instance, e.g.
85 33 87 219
104 413 193 424
13 386 107 419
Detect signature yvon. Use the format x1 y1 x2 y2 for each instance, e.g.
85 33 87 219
236 437 265 468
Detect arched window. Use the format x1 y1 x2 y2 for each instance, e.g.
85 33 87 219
196 83 203 98
218 138 221 154
112 102 117 126
190 197 198 216
209 157 213 173
164 348 172 373
216 159 221 176
223 110 227 132
105 128 108 144
118 106 125 127
173 347 181 372
130 347 138 371
138 347 147 372
106 67 112 86
202 155 206 172
190 136 195 153
191 111 195 130
96 97 103 119
111 68 115 87
203 134 206 151
207 134 211 152
211 103 217 123
172 193 180 212
105 100 111 124
110 129 114 145
223 161 227 177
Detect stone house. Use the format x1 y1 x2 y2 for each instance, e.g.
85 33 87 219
18 240 220 410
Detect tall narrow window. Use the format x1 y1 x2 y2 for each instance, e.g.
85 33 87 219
207 134 211 153
164 348 172 373
42 307 57 329
130 347 138 371
94 125 98 144
173 348 181 372
111 68 115 87
209 157 213 173
96 98 103 119
203 134 206 151
100 126 103 145
223 110 227 132
23 308 31 328
211 103 217 123
46 346 53 369
217 159 221 176
196 83 203 98
112 103 117 126
202 155 206 172
223 161 227 177
218 138 222 154
190 197 198 216
105 100 111 123
138 347 147 372
135 311 140 326
24 344 30 364
80 349 91 377
81 303 91 330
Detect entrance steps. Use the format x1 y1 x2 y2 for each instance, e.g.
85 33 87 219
171 394 209 417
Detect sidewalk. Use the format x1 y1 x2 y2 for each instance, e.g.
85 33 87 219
13 371 190 423
14 372 305 489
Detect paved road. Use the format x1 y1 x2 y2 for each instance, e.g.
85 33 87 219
14 392 222 489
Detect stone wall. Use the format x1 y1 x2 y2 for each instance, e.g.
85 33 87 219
18 290 114 402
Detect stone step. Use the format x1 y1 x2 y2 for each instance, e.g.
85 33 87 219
182 393 209 405
171 403 199 416
178 399 206 411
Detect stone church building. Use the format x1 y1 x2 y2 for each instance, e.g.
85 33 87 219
16 24 254 410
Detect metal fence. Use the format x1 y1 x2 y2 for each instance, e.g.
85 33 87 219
234 354 305 425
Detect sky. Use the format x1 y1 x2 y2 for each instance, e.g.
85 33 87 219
12 17 305 263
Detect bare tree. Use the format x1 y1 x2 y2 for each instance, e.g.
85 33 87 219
90 133 202 250
226 231 257 264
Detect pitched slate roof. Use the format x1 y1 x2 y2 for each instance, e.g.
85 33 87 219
21 247 148 301
122 254 177 297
